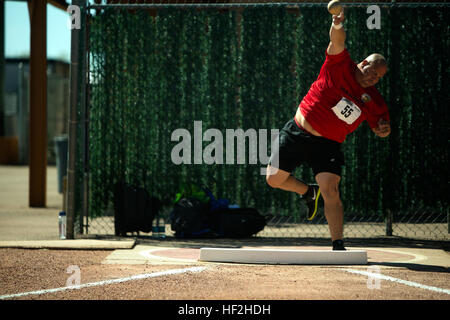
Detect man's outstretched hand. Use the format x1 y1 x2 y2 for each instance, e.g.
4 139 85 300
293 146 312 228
332 8 345 26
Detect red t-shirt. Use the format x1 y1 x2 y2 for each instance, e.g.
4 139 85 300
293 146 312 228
298 49 389 143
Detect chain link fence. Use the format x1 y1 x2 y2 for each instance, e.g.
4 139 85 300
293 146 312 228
71 1 449 242
83 203 449 241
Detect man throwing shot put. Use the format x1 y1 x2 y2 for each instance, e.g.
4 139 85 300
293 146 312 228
266 8 390 251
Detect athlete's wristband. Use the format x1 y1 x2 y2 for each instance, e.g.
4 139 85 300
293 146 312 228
332 23 343 30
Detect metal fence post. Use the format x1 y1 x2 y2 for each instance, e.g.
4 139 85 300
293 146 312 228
386 209 393 236
67 0 84 239
82 8 90 235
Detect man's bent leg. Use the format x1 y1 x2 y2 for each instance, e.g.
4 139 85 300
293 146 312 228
315 172 344 242
266 165 308 196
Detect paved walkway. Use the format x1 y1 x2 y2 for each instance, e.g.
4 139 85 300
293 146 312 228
0 165 136 249
0 165 63 241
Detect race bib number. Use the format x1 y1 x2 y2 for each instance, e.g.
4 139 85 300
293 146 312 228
332 97 362 125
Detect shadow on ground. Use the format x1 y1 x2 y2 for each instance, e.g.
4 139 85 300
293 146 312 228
76 234 450 251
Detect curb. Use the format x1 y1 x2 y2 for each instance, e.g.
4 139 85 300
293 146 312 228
0 239 136 250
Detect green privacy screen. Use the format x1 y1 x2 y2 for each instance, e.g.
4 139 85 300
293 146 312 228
87 6 449 222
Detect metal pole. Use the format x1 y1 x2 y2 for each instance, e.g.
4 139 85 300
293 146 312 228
82 9 90 235
87 2 450 9
67 0 83 239
447 209 449 234
385 209 393 236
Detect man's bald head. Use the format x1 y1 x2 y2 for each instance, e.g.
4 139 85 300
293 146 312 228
355 53 388 88
366 53 387 68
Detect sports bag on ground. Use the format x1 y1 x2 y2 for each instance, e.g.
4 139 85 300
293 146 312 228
212 208 267 238
170 197 267 238
113 182 162 236
170 197 216 238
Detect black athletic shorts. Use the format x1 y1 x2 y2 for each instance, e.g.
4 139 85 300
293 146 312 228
269 118 345 177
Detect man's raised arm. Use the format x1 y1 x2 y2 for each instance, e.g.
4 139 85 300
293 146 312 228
327 9 346 56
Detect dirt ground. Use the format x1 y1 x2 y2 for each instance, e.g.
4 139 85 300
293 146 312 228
0 242 449 301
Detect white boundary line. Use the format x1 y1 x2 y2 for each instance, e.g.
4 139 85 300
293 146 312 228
342 268 450 295
367 248 428 264
0 266 207 300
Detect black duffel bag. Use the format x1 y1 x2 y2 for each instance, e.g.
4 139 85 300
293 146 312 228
170 197 216 238
113 182 162 236
171 197 267 238
212 207 267 238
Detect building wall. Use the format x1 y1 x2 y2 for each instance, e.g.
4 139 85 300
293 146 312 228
2 58 69 165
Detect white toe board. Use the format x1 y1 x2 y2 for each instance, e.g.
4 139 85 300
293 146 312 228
199 248 367 265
